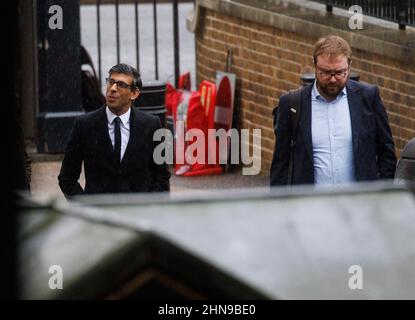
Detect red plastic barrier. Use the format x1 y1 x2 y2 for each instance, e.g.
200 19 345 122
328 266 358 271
178 71 191 91
182 80 222 176
166 74 226 177
165 82 181 117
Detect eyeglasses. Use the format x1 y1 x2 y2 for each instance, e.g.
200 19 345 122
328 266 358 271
106 78 135 90
317 67 349 80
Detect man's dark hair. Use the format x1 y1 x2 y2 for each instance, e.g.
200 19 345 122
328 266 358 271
108 63 142 91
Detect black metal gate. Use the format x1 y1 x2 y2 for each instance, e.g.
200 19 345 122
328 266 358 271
36 0 84 153
86 0 193 88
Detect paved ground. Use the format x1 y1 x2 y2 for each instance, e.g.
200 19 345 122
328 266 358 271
29 159 269 198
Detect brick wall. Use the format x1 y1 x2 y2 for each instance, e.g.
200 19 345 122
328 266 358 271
195 8 415 175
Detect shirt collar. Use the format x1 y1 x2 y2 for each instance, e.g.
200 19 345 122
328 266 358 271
106 106 131 126
312 80 347 102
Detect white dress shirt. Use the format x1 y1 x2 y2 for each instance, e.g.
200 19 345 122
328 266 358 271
311 81 355 185
106 106 131 161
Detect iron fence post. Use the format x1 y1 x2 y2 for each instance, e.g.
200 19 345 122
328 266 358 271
96 0 102 86
173 0 180 87
135 0 140 72
153 0 159 80
115 0 120 64
398 0 407 30
326 0 333 12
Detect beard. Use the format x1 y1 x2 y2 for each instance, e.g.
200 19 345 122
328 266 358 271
317 80 347 99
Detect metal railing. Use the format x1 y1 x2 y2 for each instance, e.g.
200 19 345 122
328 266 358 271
312 0 415 30
93 0 188 88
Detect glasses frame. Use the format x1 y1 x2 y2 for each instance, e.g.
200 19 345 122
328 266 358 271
316 66 349 80
105 78 136 90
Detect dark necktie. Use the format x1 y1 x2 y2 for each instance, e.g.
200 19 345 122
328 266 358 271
114 117 121 165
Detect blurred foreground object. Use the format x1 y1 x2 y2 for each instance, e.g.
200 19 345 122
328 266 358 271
395 137 415 184
18 181 415 299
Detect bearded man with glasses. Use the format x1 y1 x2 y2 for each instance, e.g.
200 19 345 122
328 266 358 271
270 35 396 186
59 63 170 197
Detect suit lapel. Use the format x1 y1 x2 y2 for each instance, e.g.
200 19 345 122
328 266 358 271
346 80 362 154
299 84 313 162
95 107 116 161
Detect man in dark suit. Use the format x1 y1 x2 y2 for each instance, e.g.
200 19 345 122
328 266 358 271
59 63 170 196
270 35 396 186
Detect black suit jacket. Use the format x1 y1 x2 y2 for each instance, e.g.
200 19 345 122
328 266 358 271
59 106 170 196
270 80 397 186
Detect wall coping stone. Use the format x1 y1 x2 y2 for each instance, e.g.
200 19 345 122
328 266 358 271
188 0 415 65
